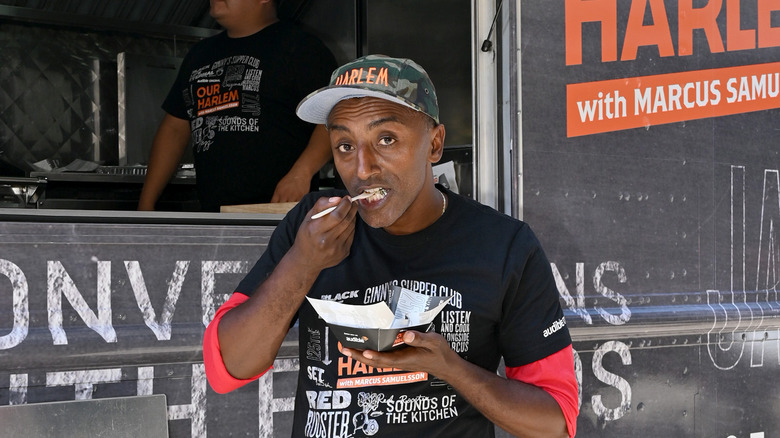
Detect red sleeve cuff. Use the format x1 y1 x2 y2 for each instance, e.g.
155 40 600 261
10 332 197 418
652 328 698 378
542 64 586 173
505 345 579 437
203 292 271 393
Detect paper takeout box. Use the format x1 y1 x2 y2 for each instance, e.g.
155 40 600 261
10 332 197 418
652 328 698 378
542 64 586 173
306 285 451 351
327 322 434 352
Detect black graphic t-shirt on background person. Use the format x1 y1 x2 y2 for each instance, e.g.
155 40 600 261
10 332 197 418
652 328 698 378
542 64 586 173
163 21 336 211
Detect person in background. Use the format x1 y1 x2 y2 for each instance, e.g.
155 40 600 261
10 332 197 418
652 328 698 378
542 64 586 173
138 0 337 212
203 55 579 437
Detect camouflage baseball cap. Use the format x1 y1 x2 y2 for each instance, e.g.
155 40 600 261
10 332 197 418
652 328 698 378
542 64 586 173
296 54 439 124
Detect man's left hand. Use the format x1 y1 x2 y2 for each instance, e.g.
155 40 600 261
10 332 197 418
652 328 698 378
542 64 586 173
271 172 310 202
340 331 460 380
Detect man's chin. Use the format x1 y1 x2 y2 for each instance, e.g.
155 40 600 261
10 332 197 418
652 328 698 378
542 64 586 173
358 211 394 230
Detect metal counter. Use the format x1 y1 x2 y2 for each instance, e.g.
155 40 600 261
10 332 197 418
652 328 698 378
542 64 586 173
26 169 199 211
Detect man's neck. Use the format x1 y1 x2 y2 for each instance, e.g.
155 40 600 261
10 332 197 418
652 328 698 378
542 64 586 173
225 15 279 38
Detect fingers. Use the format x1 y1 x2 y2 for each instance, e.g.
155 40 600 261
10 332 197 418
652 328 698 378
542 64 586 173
309 196 352 221
340 331 448 372
309 198 358 244
403 330 442 349
294 196 357 270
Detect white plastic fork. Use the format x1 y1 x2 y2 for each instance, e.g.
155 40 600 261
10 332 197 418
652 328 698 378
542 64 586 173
310 190 383 219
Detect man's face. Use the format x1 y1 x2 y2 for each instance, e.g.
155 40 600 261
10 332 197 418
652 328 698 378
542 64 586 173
327 97 444 234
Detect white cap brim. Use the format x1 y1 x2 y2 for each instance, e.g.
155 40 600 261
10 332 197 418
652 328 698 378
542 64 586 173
296 86 419 125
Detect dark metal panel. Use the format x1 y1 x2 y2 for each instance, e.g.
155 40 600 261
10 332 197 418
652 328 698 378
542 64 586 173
0 395 169 437
519 0 780 437
363 0 473 148
0 0 218 34
0 218 291 436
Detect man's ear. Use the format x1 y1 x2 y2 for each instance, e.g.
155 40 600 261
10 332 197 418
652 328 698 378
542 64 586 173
428 123 446 163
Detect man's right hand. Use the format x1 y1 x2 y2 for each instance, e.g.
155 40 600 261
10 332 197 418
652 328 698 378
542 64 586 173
290 196 358 272
216 194 358 379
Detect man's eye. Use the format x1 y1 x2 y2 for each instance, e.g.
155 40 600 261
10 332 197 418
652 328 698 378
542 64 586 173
337 143 354 152
378 136 395 146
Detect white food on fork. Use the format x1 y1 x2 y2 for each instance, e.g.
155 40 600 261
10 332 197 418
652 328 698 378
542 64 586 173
310 188 387 219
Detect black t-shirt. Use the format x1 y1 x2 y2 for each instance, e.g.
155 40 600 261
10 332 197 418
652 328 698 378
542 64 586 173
236 188 572 438
163 21 336 211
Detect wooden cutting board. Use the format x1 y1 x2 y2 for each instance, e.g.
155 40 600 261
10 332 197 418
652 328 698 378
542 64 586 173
220 202 298 214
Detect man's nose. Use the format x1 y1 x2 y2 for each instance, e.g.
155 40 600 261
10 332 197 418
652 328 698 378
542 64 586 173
356 145 379 180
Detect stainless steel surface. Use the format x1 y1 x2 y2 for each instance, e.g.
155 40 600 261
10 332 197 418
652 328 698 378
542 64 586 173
30 168 194 184
0 22 192 174
0 1 216 176
0 395 169 438
118 52 188 166
26 168 197 211
0 206 285 224
97 165 150 177
474 0 500 210
0 2 218 39
0 176 45 207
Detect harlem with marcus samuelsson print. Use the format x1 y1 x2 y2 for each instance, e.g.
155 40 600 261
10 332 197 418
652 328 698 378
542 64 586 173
300 278 470 437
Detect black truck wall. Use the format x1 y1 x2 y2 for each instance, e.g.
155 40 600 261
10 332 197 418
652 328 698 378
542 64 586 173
521 1 780 436
0 219 301 437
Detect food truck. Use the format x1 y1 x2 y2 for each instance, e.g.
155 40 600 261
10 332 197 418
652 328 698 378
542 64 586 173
1 1 778 436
